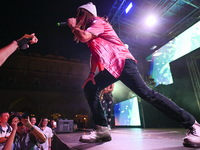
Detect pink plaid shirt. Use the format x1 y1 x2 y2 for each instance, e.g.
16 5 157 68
86 17 136 79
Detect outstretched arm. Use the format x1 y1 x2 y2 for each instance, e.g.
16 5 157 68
0 41 18 66
21 117 46 143
0 33 38 66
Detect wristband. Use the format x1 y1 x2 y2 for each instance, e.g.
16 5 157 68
30 126 35 131
17 38 32 50
90 72 95 75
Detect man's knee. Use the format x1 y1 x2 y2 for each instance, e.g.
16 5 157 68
140 89 158 102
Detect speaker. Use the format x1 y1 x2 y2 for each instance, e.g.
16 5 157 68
56 119 73 133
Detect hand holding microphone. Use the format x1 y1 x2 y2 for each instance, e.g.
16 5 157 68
67 18 77 28
57 18 76 30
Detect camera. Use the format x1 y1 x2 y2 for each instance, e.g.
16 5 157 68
21 112 29 119
18 112 29 120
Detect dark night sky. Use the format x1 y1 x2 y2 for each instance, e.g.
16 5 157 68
0 0 115 61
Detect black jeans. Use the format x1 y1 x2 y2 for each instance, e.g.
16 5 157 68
84 59 195 129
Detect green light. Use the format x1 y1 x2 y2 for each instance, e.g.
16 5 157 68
57 23 60 26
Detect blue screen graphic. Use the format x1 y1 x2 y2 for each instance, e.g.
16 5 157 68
114 97 141 126
148 21 200 86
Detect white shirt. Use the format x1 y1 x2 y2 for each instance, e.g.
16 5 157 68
37 126 53 150
0 124 12 150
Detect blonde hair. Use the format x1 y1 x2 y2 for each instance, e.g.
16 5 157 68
76 9 95 30
73 9 95 43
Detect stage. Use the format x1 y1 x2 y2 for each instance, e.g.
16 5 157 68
51 128 199 150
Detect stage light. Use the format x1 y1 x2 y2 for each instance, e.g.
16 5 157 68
125 2 133 14
146 15 157 27
150 45 157 50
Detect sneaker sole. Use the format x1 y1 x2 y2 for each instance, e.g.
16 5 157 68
183 140 200 148
99 136 112 142
79 136 112 143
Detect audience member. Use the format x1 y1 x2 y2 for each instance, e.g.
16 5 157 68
29 116 38 149
30 117 37 126
100 84 114 130
146 74 156 89
48 120 57 134
7 112 46 150
38 118 53 150
2 117 18 150
0 111 12 150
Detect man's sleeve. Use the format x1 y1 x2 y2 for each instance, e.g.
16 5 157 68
86 18 104 36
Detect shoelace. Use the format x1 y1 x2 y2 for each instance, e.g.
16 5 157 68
187 127 197 135
86 130 98 138
90 130 97 135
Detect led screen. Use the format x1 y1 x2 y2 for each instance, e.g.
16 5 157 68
148 21 200 86
114 97 141 126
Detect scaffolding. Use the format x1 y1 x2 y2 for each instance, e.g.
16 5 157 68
186 50 200 111
107 0 200 55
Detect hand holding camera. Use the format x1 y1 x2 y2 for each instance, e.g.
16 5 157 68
11 117 19 131
18 112 33 129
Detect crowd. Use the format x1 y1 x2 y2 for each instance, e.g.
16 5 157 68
0 111 56 150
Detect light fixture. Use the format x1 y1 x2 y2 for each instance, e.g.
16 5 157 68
125 2 133 14
146 15 157 27
150 45 157 50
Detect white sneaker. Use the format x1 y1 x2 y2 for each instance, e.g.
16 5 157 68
183 121 200 148
79 126 111 143
108 125 111 131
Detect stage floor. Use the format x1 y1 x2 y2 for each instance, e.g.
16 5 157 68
54 128 200 150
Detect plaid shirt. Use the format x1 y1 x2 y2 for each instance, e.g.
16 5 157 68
12 126 46 150
86 17 136 78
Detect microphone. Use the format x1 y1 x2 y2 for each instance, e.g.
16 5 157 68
57 22 67 26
